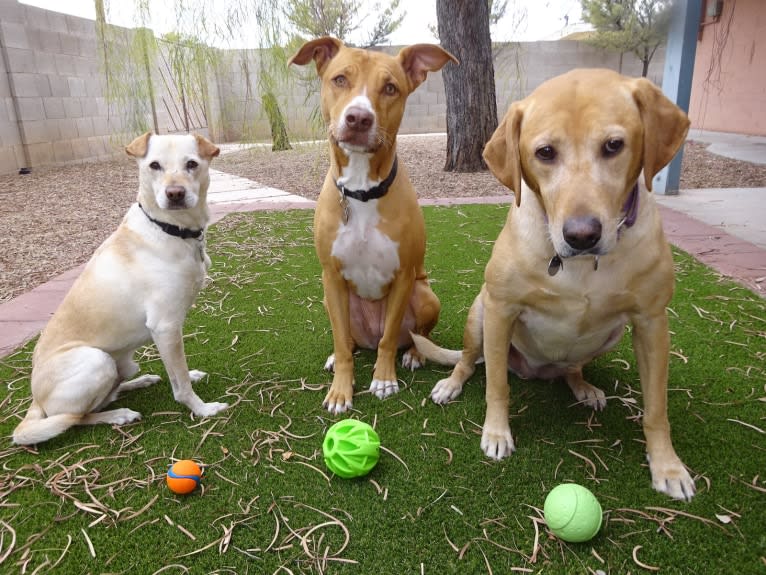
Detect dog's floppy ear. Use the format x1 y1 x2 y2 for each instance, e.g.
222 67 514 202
288 36 343 77
397 44 458 91
126 132 152 158
630 78 690 191
193 133 220 160
483 103 523 206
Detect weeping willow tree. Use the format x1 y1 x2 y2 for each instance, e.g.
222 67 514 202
95 0 294 149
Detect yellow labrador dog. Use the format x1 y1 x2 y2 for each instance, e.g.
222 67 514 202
13 133 228 445
413 69 695 500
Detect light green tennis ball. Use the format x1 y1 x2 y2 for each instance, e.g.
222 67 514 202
543 483 603 542
323 419 380 478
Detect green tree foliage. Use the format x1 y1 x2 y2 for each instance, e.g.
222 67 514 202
581 0 671 76
285 0 405 47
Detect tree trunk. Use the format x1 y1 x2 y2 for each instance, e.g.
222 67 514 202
436 0 498 172
262 90 292 151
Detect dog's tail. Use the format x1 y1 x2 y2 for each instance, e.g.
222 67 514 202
12 401 82 445
411 333 463 366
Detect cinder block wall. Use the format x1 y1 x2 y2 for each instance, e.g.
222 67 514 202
0 0 666 174
0 0 120 174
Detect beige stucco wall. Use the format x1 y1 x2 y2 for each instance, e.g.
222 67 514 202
689 0 766 135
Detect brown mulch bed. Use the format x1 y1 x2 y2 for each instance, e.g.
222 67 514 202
1 135 764 303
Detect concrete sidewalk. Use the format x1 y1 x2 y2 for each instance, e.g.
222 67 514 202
1 132 764 358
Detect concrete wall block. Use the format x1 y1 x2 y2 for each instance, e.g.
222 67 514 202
0 121 22 146
24 119 59 144
427 103 446 117
53 140 74 163
80 36 97 57
67 77 86 98
8 73 38 97
54 53 75 76
46 11 69 34
418 91 438 105
32 28 62 53
66 15 95 37
1 21 30 49
34 51 57 75
73 56 96 77
43 96 65 119
34 74 52 97
75 116 94 137
5 47 35 73
85 76 103 97
16 97 45 121
62 98 82 118
1 1 26 24
28 141 54 166
0 146 21 174
0 98 9 122
70 137 90 158
58 117 78 139
91 115 109 136
48 75 70 97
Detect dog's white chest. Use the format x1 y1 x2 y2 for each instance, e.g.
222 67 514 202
331 200 400 300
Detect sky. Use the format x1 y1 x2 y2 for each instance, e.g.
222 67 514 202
20 0 585 47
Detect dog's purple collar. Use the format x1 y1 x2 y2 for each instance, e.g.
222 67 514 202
617 183 640 237
138 203 203 240
547 183 640 276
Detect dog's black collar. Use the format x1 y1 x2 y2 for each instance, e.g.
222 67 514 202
138 203 203 240
334 156 398 202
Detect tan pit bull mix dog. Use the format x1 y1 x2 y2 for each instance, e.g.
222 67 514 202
413 69 696 500
289 37 457 413
13 133 228 445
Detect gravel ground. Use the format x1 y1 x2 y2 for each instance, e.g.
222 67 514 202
1 134 764 303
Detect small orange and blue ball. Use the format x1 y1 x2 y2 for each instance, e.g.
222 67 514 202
543 483 603 543
166 460 202 495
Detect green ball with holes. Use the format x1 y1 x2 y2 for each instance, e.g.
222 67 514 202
322 419 380 478
543 483 603 542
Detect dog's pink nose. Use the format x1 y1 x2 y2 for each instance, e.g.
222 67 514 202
344 106 374 132
165 185 186 202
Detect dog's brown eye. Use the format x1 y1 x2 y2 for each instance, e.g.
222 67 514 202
186 160 198 170
535 145 556 162
149 161 161 170
603 138 624 157
332 75 347 88
383 82 397 96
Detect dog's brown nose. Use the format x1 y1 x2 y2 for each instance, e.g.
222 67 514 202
563 216 602 251
344 106 374 132
165 186 186 202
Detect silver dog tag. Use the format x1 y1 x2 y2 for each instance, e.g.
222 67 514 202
548 255 563 276
338 194 349 224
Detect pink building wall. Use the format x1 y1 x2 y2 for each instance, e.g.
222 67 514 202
689 0 766 135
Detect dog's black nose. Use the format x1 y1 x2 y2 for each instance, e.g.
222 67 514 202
165 186 186 202
563 216 602 251
344 106 374 132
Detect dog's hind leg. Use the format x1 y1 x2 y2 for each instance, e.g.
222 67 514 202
402 275 441 371
14 347 141 445
431 291 485 404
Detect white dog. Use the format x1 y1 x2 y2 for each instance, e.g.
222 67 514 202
13 133 229 445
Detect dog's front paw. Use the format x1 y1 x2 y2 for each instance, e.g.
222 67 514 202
370 379 399 399
401 348 424 371
481 425 516 460
324 354 335 372
431 377 464 404
194 402 229 417
323 393 352 414
648 454 696 501
189 370 208 383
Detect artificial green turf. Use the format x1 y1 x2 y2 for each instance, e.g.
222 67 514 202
1 204 764 574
